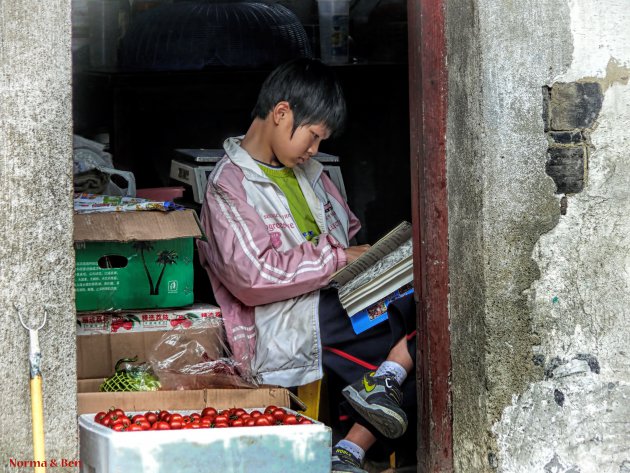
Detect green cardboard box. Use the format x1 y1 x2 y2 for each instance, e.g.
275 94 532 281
74 210 203 311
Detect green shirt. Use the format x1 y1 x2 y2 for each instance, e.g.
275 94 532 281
258 163 321 242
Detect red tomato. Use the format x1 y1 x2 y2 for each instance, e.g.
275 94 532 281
145 412 158 425
264 405 277 415
272 408 287 422
182 415 192 424
186 423 201 429
126 424 143 432
131 415 146 424
230 418 244 427
201 407 217 418
155 421 171 430
169 413 183 423
94 412 107 424
135 419 151 430
158 410 170 421
213 415 228 424
214 422 229 428
101 413 116 427
118 416 131 427
233 408 246 417
255 417 271 426
282 414 298 425
190 413 201 421
299 418 314 424
111 408 125 418
250 410 262 418
264 414 275 424
111 423 126 432
169 420 183 430
245 418 256 427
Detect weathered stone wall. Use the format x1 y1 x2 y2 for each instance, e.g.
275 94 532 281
0 0 77 471
448 0 630 472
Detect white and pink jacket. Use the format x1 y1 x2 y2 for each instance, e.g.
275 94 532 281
197 137 361 387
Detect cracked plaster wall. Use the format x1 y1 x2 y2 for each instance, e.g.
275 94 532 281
0 0 77 470
448 0 630 472
495 1 630 471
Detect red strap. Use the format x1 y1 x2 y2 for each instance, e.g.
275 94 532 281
322 346 378 370
323 331 416 371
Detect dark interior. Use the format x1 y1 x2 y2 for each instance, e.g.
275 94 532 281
72 0 412 466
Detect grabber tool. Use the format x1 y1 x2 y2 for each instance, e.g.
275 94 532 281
16 304 47 473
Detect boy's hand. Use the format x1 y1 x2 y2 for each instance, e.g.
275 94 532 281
344 244 371 264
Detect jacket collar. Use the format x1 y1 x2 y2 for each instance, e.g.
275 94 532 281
223 136 323 185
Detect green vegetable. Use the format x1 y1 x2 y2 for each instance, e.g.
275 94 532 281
99 357 161 392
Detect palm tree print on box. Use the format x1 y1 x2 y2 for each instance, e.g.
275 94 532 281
154 250 178 295
132 242 179 295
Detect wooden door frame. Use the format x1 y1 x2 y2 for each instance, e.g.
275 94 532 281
408 0 453 471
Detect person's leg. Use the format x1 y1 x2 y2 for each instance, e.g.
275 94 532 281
385 335 414 373
319 288 417 471
341 293 417 440
331 423 377 473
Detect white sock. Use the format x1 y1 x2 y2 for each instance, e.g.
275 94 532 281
375 360 407 385
335 439 365 464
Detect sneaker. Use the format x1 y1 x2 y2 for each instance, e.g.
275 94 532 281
331 447 367 473
342 371 407 439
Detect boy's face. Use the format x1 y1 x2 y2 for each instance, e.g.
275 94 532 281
271 105 331 168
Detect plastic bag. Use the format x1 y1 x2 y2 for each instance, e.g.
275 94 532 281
148 317 257 390
73 134 137 197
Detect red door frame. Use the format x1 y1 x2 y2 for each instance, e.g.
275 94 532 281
408 0 453 471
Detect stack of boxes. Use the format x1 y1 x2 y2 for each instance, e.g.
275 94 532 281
73 206 331 472
73 208 226 411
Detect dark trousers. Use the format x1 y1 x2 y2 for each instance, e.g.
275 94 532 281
318 288 417 463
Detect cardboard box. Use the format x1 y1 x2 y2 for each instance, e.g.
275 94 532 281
78 403 331 473
73 210 203 311
77 386 291 415
75 304 255 408
76 304 222 335
77 305 224 380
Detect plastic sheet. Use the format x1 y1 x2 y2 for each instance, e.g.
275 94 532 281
149 318 257 390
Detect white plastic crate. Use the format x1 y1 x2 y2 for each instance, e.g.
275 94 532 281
79 409 331 473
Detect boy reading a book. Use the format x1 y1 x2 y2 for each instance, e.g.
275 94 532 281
197 58 417 473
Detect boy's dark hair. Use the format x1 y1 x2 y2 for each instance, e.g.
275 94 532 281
252 58 347 136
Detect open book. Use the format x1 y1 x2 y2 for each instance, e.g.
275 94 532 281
330 221 413 319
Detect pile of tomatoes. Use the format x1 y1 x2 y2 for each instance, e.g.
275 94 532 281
94 405 314 432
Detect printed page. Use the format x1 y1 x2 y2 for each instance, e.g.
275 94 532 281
331 221 412 287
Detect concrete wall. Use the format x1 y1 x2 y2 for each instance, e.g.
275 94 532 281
448 0 630 471
0 0 77 471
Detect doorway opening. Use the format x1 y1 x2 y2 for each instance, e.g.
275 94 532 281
70 1 451 471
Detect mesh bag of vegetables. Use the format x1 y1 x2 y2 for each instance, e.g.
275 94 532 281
99 357 161 392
